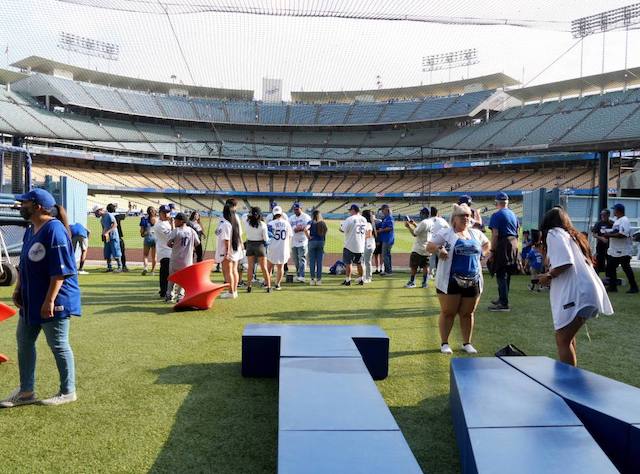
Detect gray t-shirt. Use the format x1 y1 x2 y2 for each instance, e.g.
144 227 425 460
167 225 200 268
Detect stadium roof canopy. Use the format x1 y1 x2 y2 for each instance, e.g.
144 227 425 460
290 72 519 103
0 68 28 85
506 67 640 103
9 56 254 101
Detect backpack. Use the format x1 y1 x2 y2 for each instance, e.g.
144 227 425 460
329 260 346 275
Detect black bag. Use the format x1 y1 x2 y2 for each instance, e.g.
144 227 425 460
495 344 526 357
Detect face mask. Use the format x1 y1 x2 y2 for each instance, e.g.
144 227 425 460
19 206 33 220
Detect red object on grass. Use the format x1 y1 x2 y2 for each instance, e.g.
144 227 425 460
0 354 8 363
168 259 228 311
0 302 16 322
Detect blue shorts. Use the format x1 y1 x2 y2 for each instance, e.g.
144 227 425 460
104 239 122 260
143 236 156 248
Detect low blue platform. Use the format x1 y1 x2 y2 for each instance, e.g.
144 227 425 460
450 358 616 473
502 356 640 473
242 324 422 473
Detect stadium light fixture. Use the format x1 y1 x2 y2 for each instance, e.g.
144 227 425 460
571 4 640 38
422 48 478 73
57 32 120 61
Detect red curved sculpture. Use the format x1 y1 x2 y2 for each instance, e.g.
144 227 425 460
168 259 229 311
0 302 16 363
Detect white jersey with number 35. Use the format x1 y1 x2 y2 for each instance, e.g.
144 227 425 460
341 214 367 254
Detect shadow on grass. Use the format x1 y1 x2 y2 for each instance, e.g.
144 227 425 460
239 307 431 322
93 304 174 316
150 362 278 474
390 393 460 474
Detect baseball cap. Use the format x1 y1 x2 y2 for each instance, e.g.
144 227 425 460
16 188 56 209
348 204 360 212
270 201 278 209
420 207 430 217
272 206 283 215
174 212 187 221
379 204 390 210
495 192 509 201
458 195 472 205
92 204 104 213
612 203 625 212
159 204 171 214
292 202 302 209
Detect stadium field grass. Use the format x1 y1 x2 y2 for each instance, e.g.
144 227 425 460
0 269 638 473
86 216 418 254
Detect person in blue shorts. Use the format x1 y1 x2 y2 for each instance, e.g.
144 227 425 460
93 204 122 272
69 222 90 274
0 189 81 408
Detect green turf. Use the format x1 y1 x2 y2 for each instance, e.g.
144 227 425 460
86 216 417 254
0 270 638 473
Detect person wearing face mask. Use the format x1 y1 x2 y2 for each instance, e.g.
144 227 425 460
1 189 81 408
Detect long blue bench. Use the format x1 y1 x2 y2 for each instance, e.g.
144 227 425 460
502 356 640 473
242 324 422 474
450 358 617 473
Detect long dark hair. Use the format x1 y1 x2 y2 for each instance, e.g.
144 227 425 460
189 210 200 222
248 206 263 228
223 199 241 251
44 204 71 238
311 210 328 237
540 207 592 260
362 209 377 238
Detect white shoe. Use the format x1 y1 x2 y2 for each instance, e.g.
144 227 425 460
310 279 316 286
0 388 38 408
316 280 322 286
405 281 416 288
296 276 305 283
40 391 77 406
462 343 478 354
232 292 238 299
219 292 234 299
77 270 89 275
440 343 453 355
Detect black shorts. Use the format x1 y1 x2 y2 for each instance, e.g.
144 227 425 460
373 242 382 255
343 248 363 265
245 240 266 258
409 252 429 269
436 279 480 298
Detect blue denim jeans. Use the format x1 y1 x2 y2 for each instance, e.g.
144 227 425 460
292 245 307 278
381 242 393 274
496 269 511 306
307 240 325 281
17 316 76 394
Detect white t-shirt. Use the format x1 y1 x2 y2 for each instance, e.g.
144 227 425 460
267 217 293 264
365 222 375 250
168 225 199 268
340 214 367 254
607 215 633 257
153 220 173 260
411 218 433 256
289 212 311 247
243 216 269 242
215 217 244 263
547 228 613 330
430 216 450 236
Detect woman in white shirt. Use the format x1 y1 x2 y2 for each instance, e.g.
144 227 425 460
266 206 293 290
243 206 271 293
362 210 376 283
216 198 244 299
538 207 613 366
427 204 490 355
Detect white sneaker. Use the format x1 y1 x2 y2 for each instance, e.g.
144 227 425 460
440 343 453 355
316 280 322 286
297 276 305 283
40 391 77 406
77 270 89 275
405 281 416 288
219 292 234 299
0 388 38 408
462 343 478 354
232 292 238 299
310 279 316 286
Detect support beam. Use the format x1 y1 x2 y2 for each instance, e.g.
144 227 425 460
598 151 609 212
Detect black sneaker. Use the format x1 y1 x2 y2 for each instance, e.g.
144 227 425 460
342 280 351 286
274 284 281 291
488 303 510 312
358 279 364 286
247 286 252 293
627 288 639 294
373 270 380 275
122 267 130 273
266 287 272 293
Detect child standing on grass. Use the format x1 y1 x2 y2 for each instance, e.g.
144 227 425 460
166 212 199 303
526 230 545 291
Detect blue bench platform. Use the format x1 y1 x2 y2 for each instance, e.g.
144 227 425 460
242 324 422 474
450 358 617 473
502 356 640 473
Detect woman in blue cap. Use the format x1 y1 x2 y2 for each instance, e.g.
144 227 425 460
0 188 81 408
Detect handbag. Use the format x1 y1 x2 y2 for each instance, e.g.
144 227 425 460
452 273 480 288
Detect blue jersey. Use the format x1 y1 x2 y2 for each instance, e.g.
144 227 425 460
19 220 81 325
101 213 120 241
450 237 482 278
489 208 519 237
526 248 544 272
376 215 395 245
69 223 88 239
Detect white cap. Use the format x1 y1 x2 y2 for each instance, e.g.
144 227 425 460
272 206 283 215
92 204 103 213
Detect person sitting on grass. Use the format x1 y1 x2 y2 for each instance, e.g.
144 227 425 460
427 203 490 355
69 222 90 275
538 207 613 366
166 213 199 304
1 189 81 408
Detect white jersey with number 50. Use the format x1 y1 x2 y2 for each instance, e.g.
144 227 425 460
267 217 293 264
341 214 367 253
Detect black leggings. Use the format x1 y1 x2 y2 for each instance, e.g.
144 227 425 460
606 255 638 290
194 243 203 263
159 258 170 297
119 239 127 268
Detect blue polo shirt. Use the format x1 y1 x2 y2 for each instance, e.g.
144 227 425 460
376 215 395 245
101 213 120 241
69 223 88 239
20 220 81 325
489 208 519 237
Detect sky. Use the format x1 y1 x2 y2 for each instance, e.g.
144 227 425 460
1 0 640 99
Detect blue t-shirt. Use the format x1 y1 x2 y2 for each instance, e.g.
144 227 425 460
69 223 88 239
19 220 81 325
376 215 395 245
308 221 326 242
521 238 532 260
526 247 544 272
101 213 120 241
450 237 482 278
489 208 519 237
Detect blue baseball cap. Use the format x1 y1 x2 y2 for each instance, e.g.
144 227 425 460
495 192 509 201
293 202 302 209
15 188 56 208
159 204 171 214
458 195 472 205
420 207 430 217
612 203 625 212
348 204 360 212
